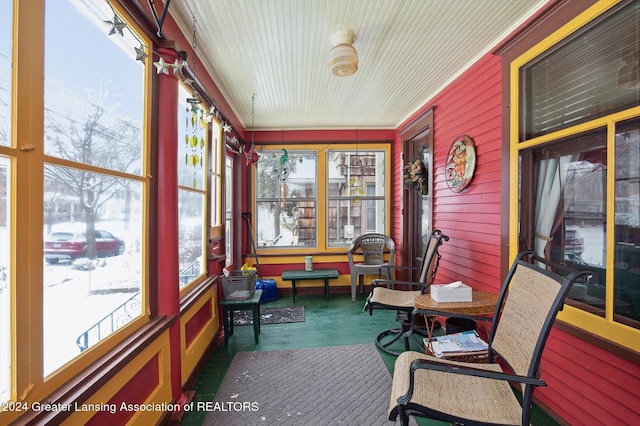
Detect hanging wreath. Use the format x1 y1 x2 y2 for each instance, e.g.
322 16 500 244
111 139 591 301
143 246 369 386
403 158 428 195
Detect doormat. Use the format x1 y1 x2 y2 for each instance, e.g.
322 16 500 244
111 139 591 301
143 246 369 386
232 306 305 326
203 344 416 425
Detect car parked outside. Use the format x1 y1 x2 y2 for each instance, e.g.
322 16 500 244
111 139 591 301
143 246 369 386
44 230 125 264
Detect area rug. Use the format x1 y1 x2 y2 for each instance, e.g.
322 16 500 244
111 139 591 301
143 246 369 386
203 344 415 425
232 306 305 325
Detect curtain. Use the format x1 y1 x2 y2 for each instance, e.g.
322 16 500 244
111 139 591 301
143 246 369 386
534 156 578 259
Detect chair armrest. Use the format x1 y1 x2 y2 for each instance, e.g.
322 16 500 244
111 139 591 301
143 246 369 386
397 357 546 405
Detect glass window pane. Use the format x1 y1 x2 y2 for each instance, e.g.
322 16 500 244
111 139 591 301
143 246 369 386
256 201 316 247
526 130 608 318
178 85 207 190
256 151 317 248
178 190 205 288
43 165 143 375
256 151 316 199
211 122 221 227
0 0 11 148
0 156 10 403
225 156 233 267
519 2 640 140
44 0 144 175
327 151 386 246
0 0 11 403
614 119 640 328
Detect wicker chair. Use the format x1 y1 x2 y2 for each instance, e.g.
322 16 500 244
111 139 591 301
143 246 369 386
365 230 449 356
388 251 593 426
347 233 396 302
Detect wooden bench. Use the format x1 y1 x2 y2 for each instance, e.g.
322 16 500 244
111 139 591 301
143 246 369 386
281 268 340 302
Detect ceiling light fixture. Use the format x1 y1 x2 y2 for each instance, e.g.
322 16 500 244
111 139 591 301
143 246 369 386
329 30 358 77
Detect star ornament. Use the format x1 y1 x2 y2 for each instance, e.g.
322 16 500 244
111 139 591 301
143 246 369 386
104 14 126 36
170 59 184 76
153 57 170 75
222 122 232 133
135 45 148 63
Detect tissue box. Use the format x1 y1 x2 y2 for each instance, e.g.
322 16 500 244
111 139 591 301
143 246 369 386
430 282 472 303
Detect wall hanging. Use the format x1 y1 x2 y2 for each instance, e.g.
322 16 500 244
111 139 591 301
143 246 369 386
403 158 428 195
445 135 476 193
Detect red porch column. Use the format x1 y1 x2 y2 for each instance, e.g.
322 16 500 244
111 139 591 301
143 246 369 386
155 47 184 403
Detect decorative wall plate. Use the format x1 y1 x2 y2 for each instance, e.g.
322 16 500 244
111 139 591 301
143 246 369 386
445 135 476 193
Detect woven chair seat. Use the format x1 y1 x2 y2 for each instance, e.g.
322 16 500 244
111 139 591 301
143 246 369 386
387 251 595 425
369 287 421 309
389 351 522 425
365 230 449 356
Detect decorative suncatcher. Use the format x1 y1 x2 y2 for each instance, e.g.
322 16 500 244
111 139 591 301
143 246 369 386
445 135 476 193
185 98 206 188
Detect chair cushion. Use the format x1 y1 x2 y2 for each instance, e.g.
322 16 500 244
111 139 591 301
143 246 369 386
369 287 422 309
389 351 522 425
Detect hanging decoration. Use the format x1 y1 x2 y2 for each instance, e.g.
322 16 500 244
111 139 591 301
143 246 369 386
403 158 428 195
104 13 127 36
103 3 185 77
275 130 290 208
104 1 239 147
185 97 206 188
244 94 260 166
445 135 476 193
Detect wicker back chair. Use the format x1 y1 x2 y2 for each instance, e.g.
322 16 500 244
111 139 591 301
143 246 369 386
347 233 395 302
388 251 593 425
365 230 449 355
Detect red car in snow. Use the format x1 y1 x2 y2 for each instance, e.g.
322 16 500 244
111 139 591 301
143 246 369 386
44 230 125 264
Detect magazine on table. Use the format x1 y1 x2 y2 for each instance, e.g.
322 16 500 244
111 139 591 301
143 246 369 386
424 330 489 357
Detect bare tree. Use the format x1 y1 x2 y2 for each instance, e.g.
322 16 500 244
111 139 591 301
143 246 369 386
44 87 141 259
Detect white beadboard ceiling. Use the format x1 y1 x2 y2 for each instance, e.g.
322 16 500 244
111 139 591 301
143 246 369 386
170 0 548 131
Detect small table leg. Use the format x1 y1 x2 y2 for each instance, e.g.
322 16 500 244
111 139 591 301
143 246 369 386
252 303 260 344
292 280 297 303
324 279 329 300
223 307 232 346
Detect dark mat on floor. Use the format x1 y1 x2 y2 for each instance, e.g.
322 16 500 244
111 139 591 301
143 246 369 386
232 305 305 325
203 344 415 425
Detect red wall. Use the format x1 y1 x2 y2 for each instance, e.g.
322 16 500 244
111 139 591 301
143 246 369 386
397 51 640 424
397 53 504 295
544 329 640 424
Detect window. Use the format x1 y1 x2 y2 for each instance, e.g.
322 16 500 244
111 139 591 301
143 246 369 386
256 150 317 247
0 0 11 404
0 0 151 405
177 84 208 289
327 150 387 246
225 155 233 266
254 146 389 250
614 119 640 328
519 2 640 140
513 1 640 351
41 0 149 374
210 122 223 240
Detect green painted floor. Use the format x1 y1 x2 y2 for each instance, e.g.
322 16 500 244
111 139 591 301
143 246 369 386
182 291 559 426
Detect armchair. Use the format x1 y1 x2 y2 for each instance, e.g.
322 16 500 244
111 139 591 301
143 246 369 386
347 233 396 302
388 251 593 425
365 230 449 355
